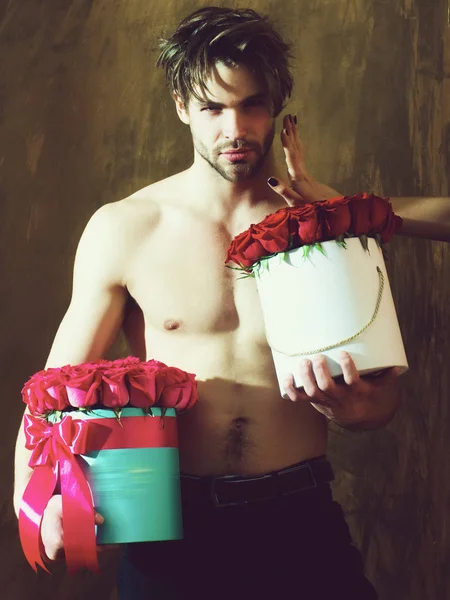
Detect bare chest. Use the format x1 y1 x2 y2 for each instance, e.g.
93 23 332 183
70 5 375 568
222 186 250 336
125 212 265 339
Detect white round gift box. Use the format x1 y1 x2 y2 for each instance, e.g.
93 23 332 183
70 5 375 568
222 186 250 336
254 237 408 398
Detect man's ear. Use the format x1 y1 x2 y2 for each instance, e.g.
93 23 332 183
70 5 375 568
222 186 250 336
173 94 190 125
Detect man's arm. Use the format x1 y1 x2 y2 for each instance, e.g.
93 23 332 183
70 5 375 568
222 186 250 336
330 371 401 431
13 202 128 516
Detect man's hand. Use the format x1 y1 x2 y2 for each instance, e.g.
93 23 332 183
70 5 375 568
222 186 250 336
40 495 115 563
283 351 401 430
267 113 342 205
40 495 66 561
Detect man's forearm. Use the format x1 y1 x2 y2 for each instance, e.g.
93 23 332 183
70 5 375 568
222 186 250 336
13 411 34 517
333 405 398 431
330 379 401 432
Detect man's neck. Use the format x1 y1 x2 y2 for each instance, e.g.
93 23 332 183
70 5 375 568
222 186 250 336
184 150 286 221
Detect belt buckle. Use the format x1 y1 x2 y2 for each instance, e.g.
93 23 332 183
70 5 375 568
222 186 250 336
211 473 278 507
306 462 318 489
278 462 318 496
210 476 243 508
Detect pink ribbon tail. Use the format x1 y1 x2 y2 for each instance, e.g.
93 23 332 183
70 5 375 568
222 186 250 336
19 465 57 572
60 453 99 574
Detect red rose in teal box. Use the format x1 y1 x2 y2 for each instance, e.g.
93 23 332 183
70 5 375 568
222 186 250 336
19 357 198 574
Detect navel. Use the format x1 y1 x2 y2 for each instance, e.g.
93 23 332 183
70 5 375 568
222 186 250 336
232 416 249 429
163 319 182 331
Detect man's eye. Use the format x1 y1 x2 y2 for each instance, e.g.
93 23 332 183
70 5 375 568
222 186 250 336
245 100 265 108
201 106 221 112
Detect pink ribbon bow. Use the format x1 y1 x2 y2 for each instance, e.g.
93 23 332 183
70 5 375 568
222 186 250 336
19 414 100 574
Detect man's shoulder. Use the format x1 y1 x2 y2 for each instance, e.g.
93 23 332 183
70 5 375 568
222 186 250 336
108 171 189 219
83 171 193 248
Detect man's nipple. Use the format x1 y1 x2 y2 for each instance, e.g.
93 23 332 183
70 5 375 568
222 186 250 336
163 319 182 331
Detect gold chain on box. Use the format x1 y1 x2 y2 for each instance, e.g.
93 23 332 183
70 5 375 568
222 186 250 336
266 267 385 356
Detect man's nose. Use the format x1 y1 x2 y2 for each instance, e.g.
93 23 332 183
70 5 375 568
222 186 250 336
222 109 248 140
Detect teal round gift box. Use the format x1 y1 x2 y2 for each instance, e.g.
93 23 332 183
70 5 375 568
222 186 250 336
51 407 183 545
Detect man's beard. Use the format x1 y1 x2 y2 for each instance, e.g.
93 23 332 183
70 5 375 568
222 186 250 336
191 124 275 182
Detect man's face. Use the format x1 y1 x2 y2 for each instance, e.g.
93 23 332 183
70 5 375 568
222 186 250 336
178 62 275 182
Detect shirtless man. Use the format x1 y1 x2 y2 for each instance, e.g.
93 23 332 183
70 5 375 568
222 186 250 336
13 6 450 600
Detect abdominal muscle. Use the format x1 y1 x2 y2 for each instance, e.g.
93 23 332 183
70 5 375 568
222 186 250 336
127 320 328 477
176 381 328 476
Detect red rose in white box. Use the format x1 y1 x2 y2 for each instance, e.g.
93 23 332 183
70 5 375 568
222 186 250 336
226 194 408 397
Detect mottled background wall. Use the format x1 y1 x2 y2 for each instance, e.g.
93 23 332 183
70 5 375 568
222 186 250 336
1 1 449 598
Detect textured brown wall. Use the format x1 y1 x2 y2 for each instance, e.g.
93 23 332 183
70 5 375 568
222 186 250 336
1 1 449 598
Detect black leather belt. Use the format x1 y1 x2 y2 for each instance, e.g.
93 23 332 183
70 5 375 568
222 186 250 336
180 456 334 508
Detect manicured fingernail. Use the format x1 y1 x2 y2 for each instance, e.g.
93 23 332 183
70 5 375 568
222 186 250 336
283 128 288 135
268 177 279 187
288 114 293 123
294 115 298 125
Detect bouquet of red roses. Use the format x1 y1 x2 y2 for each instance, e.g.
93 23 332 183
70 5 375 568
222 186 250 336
19 357 198 575
226 194 402 273
22 356 197 417
225 194 407 398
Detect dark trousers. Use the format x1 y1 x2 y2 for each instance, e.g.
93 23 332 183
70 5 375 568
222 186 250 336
117 470 377 599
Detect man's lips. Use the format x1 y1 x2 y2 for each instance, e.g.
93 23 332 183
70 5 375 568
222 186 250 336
221 149 254 161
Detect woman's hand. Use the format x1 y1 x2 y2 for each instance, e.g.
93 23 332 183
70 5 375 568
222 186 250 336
268 113 342 205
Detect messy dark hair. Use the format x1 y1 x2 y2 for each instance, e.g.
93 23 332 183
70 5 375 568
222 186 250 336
156 6 293 117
